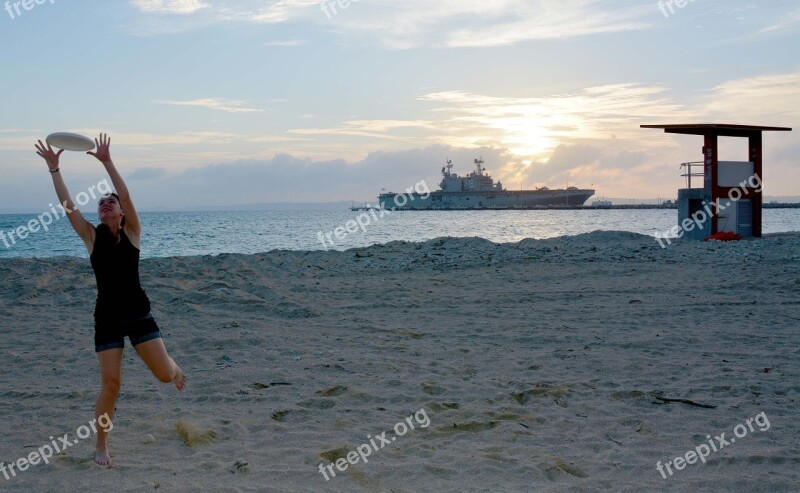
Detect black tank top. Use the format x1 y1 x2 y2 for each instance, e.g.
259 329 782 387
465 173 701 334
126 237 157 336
90 224 151 323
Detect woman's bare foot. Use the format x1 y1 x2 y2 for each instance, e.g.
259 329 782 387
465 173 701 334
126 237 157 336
95 446 112 467
173 365 187 391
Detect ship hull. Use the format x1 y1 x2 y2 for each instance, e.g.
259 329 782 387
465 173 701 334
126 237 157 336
378 189 595 210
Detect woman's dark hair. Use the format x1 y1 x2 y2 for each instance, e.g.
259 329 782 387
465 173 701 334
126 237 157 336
98 192 125 227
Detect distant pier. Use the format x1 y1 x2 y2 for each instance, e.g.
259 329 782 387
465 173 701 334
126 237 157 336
349 203 798 211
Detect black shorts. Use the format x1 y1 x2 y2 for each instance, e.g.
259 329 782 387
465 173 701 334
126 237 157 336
94 312 162 353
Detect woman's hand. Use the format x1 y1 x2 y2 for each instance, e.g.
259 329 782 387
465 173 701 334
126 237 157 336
87 133 112 164
35 140 64 172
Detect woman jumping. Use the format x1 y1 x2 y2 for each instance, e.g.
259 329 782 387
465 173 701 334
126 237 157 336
35 133 187 467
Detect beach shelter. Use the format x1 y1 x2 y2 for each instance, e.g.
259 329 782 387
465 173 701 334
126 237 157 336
642 124 792 239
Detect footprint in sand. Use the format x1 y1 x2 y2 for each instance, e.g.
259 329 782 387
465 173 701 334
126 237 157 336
319 446 350 463
512 384 570 407
543 457 588 480
230 459 249 474
609 390 646 401
427 402 459 412
440 421 498 434
298 399 336 409
316 385 348 397
422 383 446 395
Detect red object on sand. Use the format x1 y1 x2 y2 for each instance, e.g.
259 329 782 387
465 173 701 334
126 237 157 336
705 231 743 242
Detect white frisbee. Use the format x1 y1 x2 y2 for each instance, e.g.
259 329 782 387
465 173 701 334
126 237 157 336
46 132 96 152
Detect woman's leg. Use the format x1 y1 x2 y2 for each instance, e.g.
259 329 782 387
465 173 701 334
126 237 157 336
95 348 123 466
134 338 187 390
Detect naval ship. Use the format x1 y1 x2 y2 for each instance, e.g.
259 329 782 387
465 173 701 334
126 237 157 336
378 158 595 210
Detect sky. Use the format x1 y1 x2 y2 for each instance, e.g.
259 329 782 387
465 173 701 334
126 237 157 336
0 0 798 212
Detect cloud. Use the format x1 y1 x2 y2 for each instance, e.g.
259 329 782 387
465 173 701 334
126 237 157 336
289 120 436 141
540 144 604 177
128 167 168 180
261 83 695 166
704 72 800 123
125 1 800 51
263 39 307 47
90 130 241 147
443 1 652 48
243 0 319 23
418 84 693 159
127 0 654 48
153 98 264 113
754 7 800 37
130 0 209 14
321 0 653 49
407 72 799 193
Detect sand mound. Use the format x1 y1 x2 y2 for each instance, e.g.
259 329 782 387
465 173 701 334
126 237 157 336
175 419 218 447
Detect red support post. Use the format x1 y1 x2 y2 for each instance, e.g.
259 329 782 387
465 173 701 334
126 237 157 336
703 133 719 235
750 132 763 237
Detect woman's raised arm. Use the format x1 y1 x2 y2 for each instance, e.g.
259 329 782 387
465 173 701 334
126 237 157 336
35 140 95 251
87 133 141 237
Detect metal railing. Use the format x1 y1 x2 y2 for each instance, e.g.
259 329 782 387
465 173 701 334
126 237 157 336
680 161 704 189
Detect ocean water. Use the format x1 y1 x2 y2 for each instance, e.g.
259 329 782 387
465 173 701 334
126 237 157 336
0 209 798 259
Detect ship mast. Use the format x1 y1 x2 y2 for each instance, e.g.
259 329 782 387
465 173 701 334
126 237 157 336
474 157 485 176
442 158 453 178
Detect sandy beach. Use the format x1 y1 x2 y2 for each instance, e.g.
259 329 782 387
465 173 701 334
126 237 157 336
0 231 798 492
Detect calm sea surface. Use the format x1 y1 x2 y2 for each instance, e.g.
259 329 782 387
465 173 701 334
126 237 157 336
0 209 798 259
